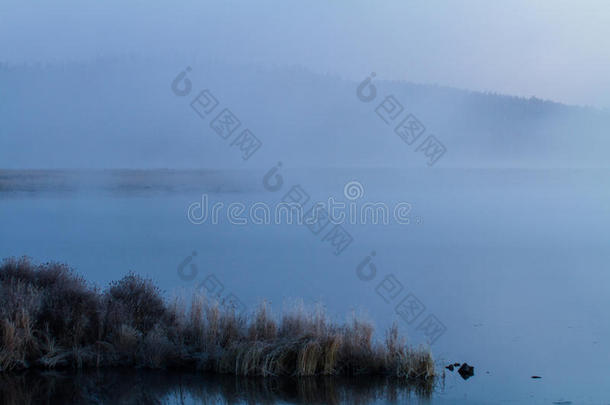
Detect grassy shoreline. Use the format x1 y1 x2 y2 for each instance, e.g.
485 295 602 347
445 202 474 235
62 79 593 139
0 257 435 384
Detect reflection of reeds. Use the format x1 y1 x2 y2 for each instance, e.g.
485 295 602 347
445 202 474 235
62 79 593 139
0 257 435 387
0 370 434 405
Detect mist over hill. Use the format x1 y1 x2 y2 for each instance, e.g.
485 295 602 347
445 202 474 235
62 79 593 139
1 58 608 169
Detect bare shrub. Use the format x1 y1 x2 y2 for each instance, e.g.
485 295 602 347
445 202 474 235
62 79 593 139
105 273 166 334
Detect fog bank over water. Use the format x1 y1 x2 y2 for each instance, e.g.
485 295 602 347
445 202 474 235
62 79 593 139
2 59 610 170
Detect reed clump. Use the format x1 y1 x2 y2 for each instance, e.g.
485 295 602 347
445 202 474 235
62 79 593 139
0 257 435 384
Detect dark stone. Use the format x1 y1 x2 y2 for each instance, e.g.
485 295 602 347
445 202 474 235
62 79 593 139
531 376 542 379
458 363 474 380
454 363 461 366
445 364 454 371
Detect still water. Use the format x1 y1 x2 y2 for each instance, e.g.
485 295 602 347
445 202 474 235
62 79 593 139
1 168 609 404
0 370 441 405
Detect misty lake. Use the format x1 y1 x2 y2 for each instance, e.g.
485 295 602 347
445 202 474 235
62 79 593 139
1 168 609 404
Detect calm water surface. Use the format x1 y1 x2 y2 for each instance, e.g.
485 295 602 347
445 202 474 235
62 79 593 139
1 169 609 404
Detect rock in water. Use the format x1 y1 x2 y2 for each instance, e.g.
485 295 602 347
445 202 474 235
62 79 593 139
458 363 475 380
445 364 454 371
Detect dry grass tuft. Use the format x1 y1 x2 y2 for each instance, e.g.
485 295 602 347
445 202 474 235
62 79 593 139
0 257 436 385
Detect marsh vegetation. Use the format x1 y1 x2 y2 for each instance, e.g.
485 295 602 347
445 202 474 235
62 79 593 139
0 257 435 385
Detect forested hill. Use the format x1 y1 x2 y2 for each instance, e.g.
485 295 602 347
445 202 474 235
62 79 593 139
1 59 608 169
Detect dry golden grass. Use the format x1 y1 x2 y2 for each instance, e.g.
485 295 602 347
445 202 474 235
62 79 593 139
0 257 436 385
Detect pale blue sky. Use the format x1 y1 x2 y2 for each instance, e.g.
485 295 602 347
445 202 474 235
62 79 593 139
1 0 609 107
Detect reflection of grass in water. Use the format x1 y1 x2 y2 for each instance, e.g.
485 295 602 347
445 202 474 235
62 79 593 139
0 370 434 405
0 257 435 387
